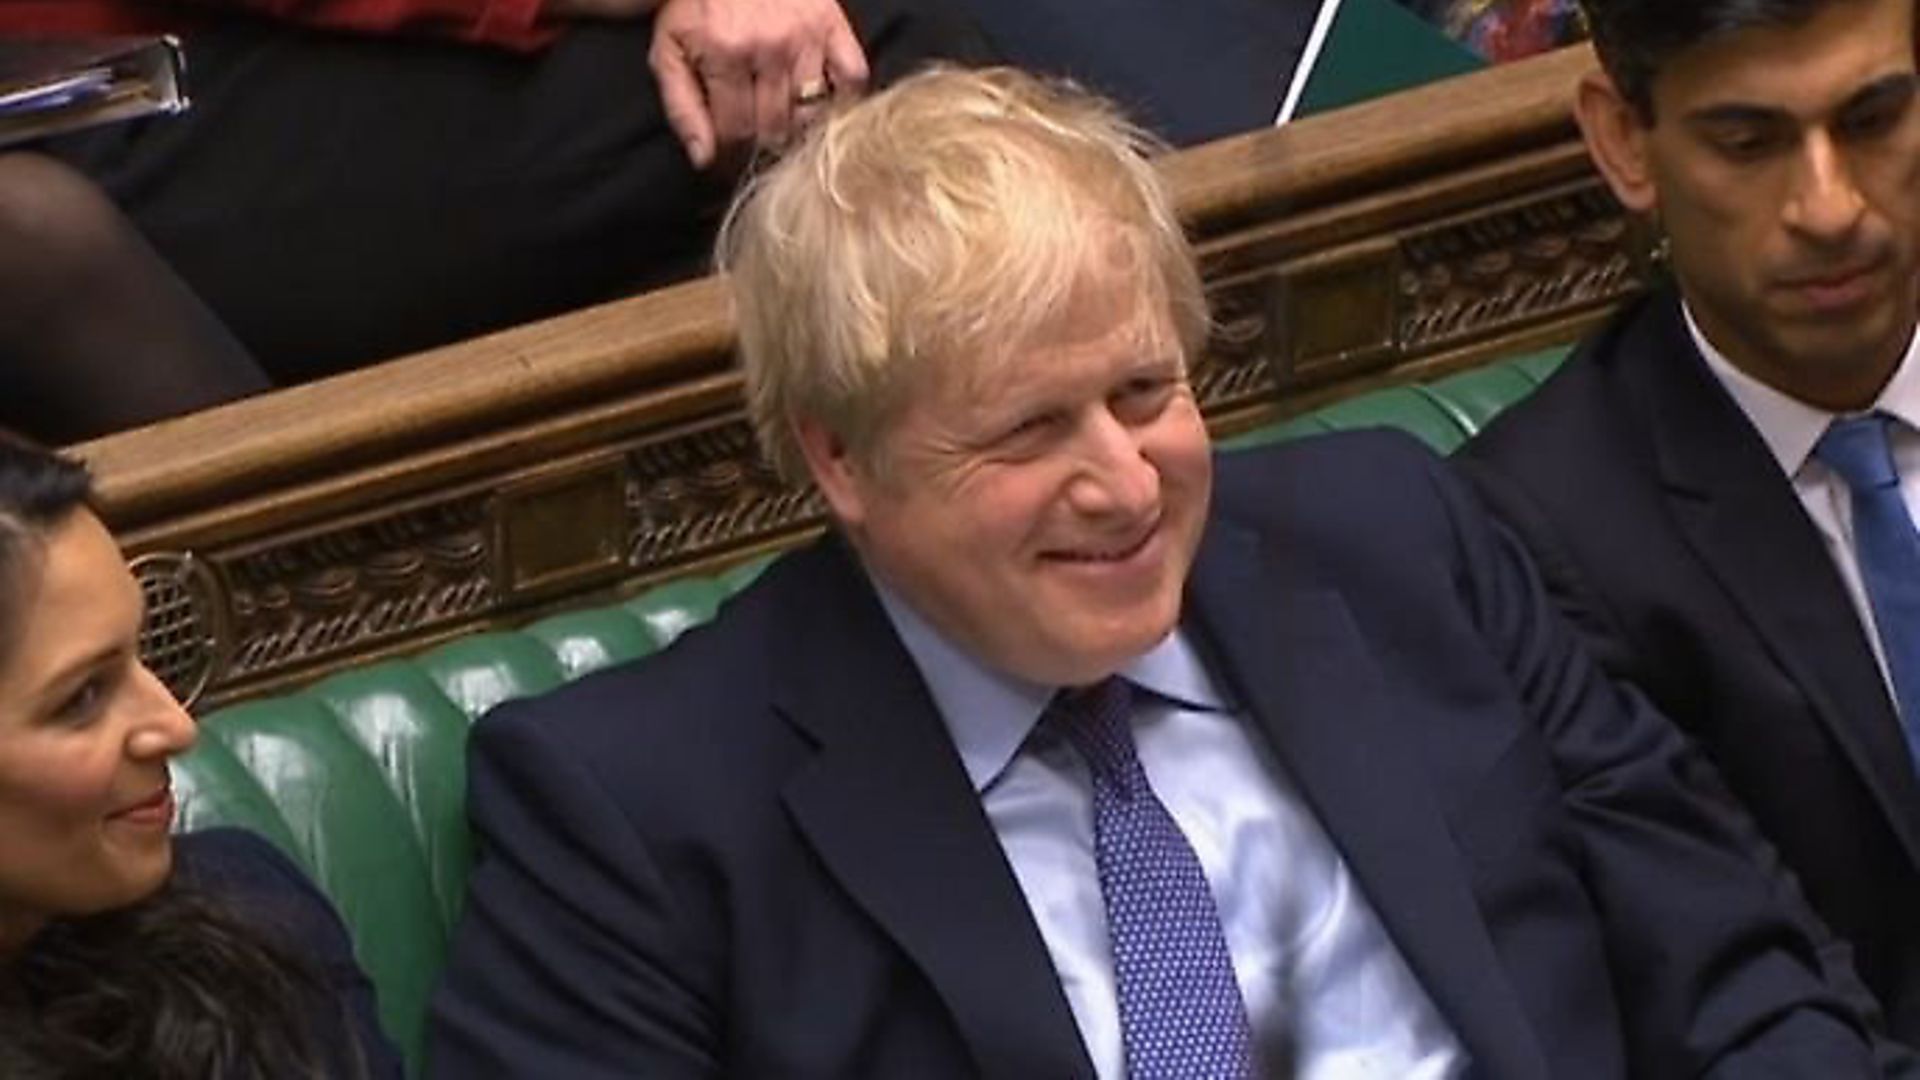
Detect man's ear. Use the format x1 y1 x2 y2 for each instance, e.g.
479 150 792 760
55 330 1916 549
794 417 870 529
1575 70 1659 214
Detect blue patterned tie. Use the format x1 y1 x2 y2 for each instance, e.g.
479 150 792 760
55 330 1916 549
1051 678 1257 1079
1816 414 1920 770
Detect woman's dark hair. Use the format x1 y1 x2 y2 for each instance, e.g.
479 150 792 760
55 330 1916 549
0 429 92 660
0 429 354 1078
1581 0 1842 120
0 428 89 523
0 879 343 1079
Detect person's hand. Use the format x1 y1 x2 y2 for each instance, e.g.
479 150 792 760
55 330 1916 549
648 0 869 170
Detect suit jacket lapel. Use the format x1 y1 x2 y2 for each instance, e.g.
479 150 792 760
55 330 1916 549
1186 520 1551 1079
1626 293 1920 864
773 539 1092 1077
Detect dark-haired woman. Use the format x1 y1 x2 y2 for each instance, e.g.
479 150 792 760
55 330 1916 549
0 433 400 1077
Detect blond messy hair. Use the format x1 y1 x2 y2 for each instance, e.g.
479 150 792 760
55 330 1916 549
717 65 1208 485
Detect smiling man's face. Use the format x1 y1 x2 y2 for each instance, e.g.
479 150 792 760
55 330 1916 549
803 269 1212 688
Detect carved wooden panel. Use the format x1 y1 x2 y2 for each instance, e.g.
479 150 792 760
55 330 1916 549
132 552 223 707
1189 177 1647 431
1396 180 1643 350
196 498 495 691
624 416 823 571
121 428 805 705
495 459 629 601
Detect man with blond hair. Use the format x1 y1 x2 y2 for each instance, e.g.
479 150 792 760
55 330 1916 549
429 67 1881 1076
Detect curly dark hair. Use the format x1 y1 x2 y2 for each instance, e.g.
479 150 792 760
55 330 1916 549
0 879 345 1079
1580 0 1845 120
0 431 353 1078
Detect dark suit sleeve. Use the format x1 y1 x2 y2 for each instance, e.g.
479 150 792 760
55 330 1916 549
1429 456 1880 1076
1455 462 1640 675
178 828 404 1079
427 692 725 1078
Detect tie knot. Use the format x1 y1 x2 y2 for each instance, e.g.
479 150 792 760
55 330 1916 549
1818 414 1901 492
1050 677 1144 792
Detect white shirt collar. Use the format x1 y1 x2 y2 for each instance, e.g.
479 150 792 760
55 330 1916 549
1686 303 1920 476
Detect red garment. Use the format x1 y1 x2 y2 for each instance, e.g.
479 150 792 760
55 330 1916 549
0 0 558 51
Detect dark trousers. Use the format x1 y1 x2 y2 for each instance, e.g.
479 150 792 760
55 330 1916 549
43 2 991 384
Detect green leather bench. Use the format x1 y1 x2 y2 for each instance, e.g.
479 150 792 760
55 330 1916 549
170 347 1568 1075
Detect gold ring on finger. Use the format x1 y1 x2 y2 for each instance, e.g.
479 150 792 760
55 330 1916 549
794 78 831 106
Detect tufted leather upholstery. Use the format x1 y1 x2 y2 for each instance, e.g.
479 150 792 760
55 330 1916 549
170 349 1565 1074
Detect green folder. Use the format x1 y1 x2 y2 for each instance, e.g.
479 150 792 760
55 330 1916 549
1285 0 1484 121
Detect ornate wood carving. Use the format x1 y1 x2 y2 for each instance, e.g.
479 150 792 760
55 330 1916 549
192 498 495 693
1396 180 1643 351
132 552 223 707
1188 176 1647 432
623 416 822 572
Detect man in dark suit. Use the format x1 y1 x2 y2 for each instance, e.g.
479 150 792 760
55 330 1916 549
429 66 1882 1076
1461 0 1920 1041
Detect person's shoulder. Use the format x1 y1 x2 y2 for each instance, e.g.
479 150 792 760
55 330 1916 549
1214 426 1452 528
173 827 312 896
473 537 852 777
1466 288 1684 469
171 829 356 968
1208 428 1506 593
173 836 403 1076
172 828 351 942
494 545 805 719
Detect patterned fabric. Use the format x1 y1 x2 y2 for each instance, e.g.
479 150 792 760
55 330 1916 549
1408 0 1587 62
1815 414 1920 771
1050 678 1256 1078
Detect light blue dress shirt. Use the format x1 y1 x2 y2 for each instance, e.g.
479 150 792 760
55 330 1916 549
875 586 1466 1079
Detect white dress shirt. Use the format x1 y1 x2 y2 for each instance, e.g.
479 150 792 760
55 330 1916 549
1689 307 1920 698
875 585 1466 1079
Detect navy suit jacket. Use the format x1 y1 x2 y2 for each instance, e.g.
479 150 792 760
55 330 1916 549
175 828 402 1078
429 432 1872 1078
1462 287 1920 1042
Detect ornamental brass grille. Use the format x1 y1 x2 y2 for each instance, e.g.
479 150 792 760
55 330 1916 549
129 551 222 709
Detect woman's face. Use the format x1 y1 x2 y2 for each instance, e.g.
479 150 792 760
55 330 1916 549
0 509 194 953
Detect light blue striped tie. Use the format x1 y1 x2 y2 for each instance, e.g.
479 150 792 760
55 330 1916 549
1816 414 1920 771
1052 678 1256 1079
